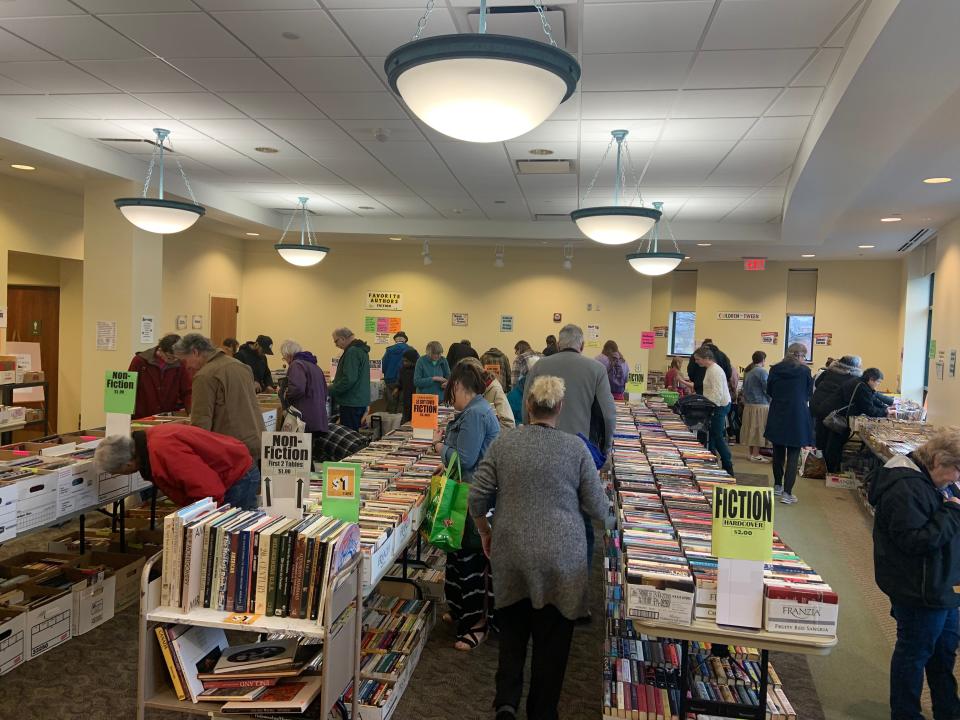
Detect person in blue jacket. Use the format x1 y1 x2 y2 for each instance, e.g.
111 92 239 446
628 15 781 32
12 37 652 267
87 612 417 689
381 332 411 413
414 340 451 400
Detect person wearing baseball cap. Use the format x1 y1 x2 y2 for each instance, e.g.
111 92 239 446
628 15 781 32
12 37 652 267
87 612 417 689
382 331 412 413
236 334 276 393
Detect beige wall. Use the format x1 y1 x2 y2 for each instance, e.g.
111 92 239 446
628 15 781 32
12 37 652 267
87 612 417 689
926 217 960 425
236 241 654 375
162 228 244 339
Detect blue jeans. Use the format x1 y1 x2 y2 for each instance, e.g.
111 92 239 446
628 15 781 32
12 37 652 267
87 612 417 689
339 405 366 431
223 464 260 510
709 403 734 473
890 604 960 720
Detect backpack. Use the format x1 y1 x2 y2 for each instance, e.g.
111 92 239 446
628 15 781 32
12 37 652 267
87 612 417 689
608 356 626 389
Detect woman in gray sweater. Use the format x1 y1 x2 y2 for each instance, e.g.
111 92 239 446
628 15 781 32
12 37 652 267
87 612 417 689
469 375 610 720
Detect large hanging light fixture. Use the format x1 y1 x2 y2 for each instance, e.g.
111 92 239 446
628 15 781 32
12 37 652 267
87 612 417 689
626 202 684 276
571 129 661 246
114 128 205 234
384 1 579 143
274 197 329 268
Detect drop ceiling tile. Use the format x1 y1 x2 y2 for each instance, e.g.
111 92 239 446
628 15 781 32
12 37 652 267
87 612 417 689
745 116 809 140
260 118 352 143
179 118 281 141
306 92 405 120
579 120 663 142
96 137 165 155
0 1 85 17
0 28 54 61
0 78 43 95
703 0 859 50
723 197 783 222
322 0 436 7
792 48 842 87
766 87 823 116
672 88 779 118
344 118 425 142
0 61 115 93
661 117 754 141
583 2 714 53
74 59 203 92
506 141 579 160
100 13 254 58
705 139 800 186
212 10 356 57
513 120 580 142
0 16 149 60
754 185 787 198
686 49 812 89
195 0 320 10
688 186 759 198
675 197 743 221
5 96 93 116
377 197 442 218
42 93 163 119
329 8 457 56
580 52 693 91
45 118 139 139
268 58 383 93
643 140 735 185
169 58 290 92
825 5 861 47
220 92 324 119
579 140 654 179
134 92 246 119
517 173 578 198
74 0 199 11
581 91 677 119
548 93 581 121
258 158 343 185
112 118 208 140
166 139 251 163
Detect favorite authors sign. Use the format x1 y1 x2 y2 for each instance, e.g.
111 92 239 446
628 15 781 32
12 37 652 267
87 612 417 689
365 291 403 311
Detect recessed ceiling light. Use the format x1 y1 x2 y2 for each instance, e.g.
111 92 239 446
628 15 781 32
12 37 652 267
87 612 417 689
880 216 902 222
245 232 260 237
494 200 506 204
451 209 463 214
924 177 952 184
389 236 402 241
281 31 300 40
255 146 278 154
540 241 548 245
358 206 375 210
858 244 876 249
684 256 691 260
696 243 712 247
529 148 554 156
801 254 815 258
10 164 35 171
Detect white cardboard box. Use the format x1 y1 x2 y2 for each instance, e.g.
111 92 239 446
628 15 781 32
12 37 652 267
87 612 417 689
0 482 17 542
96 471 131 503
825 472 858 489
0 608 26 675
764 595 839 636
63 570 116 636
129 471 151 493
362 533 397 596
625 581 695 625
13 585 72 659
262 408 278 432
15 471 57 532
56 463 97 518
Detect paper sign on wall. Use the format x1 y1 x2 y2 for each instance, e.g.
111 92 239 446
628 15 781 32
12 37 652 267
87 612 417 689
96 321 117 351
500 315 514 332
553 313 562 323
0 307 7 329
718 312 762 321
175 315 187 331
140 316 155 345
814 332 833 346
370 359 383 381
711 486 774 562
375 333 391 345
191 315 203 330
261 431 312 519
451 312 469 327
376 317 389 333
951 350 957 378
387 317 402 333
930 339 937 360
321 462 361 523
104 371 138 415
760 331 778 345
364 316 376 333
411 393 439 440
587 324 601 348
366 291 403 311
641 331 655 350
654 326 668 338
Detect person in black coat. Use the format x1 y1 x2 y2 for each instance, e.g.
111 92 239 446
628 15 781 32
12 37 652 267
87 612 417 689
447 339 479 368
823 367 890 473
396 348 420 423
810 355 862 451
763 343 814 504
686 339 733 395
869 430 960 720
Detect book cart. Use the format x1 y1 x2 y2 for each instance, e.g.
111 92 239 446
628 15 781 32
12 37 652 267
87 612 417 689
136 550 364 720
629 617 835 719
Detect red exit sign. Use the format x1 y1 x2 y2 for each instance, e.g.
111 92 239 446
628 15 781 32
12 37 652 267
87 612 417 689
744 257 766 271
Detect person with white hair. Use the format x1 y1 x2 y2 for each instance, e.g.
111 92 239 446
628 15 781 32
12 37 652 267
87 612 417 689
94 424 259 510
280 339 328 433
174 333 265 461
470 375 610 720
329 327 371 431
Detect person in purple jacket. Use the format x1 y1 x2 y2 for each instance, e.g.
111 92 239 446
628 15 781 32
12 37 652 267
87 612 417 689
280 339 329 433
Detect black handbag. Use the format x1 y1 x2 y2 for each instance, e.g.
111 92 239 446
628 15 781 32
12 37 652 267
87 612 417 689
823 384 861 433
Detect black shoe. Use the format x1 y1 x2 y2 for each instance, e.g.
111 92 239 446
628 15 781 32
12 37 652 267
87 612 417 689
496 706 517 720
575 612 592 626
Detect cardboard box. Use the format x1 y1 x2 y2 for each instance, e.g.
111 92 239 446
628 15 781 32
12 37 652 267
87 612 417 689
0 356 16 385
261 407 278 432
56 463 98 518
0 481 16 543
9 584 72 659
625 579 695 625
22 371 44 383
0 406 26 424
764 584 839 637
129 470 151 493
0 551 79 576
14 470 58 532
59 568 116 635
0 442 58 455
76 551 145 612
0 607 26 675
46 522 160 555
362 532 396 596
96 471 131 503
825 472 858 489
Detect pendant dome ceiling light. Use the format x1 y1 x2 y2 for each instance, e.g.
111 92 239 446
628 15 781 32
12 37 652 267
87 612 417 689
114 128 205 234
385 0 580 143
626 201 684 276
274 197 330 268
571 129 662 246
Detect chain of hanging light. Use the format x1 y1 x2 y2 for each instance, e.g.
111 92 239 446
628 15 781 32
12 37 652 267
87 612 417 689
274 197 330 267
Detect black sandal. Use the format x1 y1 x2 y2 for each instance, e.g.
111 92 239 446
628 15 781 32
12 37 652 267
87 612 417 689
454 624 488 651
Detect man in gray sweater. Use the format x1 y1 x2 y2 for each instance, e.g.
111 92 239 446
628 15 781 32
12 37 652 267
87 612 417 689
523 324 617 457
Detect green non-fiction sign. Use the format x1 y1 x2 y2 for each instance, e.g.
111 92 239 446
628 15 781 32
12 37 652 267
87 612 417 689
711 485 774 561
930 339 938 360
104 370 138 414
321 462 361 523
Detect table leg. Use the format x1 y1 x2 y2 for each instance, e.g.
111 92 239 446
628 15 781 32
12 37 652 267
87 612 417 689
79 513 85 554
678 638 689 719
119 500 126 553
149 487 157 531
756 649 769 720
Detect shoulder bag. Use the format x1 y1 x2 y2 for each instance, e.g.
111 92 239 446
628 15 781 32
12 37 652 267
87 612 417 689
823 383 862 433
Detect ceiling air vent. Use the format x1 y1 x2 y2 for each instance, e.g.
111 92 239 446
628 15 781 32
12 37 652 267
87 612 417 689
466 5 567 48
516 159 574 175
535 213 571 221
897 227 934 253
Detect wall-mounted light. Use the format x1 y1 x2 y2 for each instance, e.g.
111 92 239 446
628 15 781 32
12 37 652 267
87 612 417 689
494 244 505 268
422 239 432 265
562 243 573 271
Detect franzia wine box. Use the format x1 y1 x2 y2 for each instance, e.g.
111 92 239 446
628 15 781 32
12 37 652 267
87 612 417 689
764 581 838 636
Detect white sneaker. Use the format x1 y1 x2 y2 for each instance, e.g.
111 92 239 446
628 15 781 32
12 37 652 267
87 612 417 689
773 485 783 496
755 456 771 464
781 493 798 504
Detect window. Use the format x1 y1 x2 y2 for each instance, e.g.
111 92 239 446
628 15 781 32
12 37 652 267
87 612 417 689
670 311 696 356
924 272 935 392
785 314 815 362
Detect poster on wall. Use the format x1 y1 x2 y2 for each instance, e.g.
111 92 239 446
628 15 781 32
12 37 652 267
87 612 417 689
370 359 383 381
951 350 957 378
175 315 187 331
640 331 655 350
499 315 514 332
760 331 778 345
451 312 469 327
191 315 202 330
553 313 562 323
140 316 155 345
375 333 391 345
587 324 601 348
717 312 762 321
96 321 117 351
814 332 833 346
366 291 403 311
654 326 668 338
364 316 376 333
0 307 7 329
365 316 402 335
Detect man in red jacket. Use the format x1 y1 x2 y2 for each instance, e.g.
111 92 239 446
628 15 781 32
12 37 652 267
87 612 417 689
128 334 193 419
93 424 259 510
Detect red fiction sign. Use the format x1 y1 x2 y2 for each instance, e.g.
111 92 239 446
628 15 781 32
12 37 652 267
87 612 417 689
744 258 766 271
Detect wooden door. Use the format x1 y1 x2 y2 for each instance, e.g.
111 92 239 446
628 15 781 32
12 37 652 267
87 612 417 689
210 296 238 346
6 285 59 433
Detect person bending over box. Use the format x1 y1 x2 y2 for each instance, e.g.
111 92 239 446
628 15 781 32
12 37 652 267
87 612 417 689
94 424 260 510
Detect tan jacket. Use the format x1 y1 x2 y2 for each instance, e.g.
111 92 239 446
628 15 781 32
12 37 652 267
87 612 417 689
190 351 265 459
483 379 516 430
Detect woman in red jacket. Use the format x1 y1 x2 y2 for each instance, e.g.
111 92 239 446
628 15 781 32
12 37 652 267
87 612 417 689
93 424 259 509
128 334 193 419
